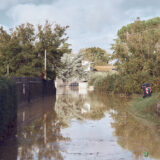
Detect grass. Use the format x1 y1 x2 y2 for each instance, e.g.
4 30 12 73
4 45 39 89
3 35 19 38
128 93 160 126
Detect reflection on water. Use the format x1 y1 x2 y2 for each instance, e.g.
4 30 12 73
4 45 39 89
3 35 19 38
111 105 160 160
0 89 160 160
0 136 18 160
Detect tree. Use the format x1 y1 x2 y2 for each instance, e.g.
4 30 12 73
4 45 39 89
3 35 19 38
57 53 88 82
0 23 40 77
0 21 71 80
79 47 110 66
111 17 160 92
36 21 71 79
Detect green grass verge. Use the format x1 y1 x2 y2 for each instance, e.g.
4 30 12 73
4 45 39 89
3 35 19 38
128 93 160 126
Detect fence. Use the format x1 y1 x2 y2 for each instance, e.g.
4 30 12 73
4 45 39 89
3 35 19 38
11 77 56 105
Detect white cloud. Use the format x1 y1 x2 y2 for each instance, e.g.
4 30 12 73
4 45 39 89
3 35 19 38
5 0 160 53
0 0 17 10
7 0 125 53
0 0 53 10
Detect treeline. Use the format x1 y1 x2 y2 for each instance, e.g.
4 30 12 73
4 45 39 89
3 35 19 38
0 21 71 80
90 17 160 94
0 21 71 141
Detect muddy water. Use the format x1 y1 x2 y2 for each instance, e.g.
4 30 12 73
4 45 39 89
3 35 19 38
0 89 160 160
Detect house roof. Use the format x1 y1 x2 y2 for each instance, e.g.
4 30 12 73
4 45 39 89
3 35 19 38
94 66 117 72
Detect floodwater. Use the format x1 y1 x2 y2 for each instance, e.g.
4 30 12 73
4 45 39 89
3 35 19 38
0 87 160 160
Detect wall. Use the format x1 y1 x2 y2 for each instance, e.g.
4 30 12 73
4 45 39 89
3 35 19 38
11 77 56 105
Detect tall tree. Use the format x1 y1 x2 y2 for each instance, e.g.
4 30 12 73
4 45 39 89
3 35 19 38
79 47 110 66
36 21 71 79
112 17 160 92
0 21 71 80
57 53 88 82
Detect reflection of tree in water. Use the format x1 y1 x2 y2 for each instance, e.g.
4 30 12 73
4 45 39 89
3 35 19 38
17 109 70 160
55 92 116 125
110 98 160 160
18 92 114 160
84 92 128 120
17 92 160 160
83 92 108 120
55 92 129 123
0 135 18 160
81 92 160 159
55 95 85 127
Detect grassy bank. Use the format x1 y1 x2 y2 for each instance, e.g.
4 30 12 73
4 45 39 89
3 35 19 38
0 77 17 141
128 93 160 126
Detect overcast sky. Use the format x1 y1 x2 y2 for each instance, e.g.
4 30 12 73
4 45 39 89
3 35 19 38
0 0 160 53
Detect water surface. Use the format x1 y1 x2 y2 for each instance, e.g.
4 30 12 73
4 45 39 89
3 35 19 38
0 88 160 160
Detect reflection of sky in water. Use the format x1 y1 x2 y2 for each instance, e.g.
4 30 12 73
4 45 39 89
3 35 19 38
60 114 133 160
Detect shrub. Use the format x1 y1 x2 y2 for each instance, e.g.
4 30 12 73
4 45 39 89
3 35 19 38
88 72 160 95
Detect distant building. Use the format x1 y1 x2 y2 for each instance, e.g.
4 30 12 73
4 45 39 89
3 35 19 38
82 60 93 72
93 65 117 73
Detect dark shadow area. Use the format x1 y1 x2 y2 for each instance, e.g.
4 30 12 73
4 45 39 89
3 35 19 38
0 95 57 160
0 119 18 160
0 137 18 160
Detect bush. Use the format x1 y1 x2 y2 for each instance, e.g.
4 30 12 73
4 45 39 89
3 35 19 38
88 72 112 90
0 77 17 141
88 72 160 95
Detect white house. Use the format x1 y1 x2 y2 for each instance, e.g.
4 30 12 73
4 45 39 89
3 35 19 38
82 60 93 72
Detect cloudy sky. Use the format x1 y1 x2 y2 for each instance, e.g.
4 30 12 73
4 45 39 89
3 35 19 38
0 0 160 53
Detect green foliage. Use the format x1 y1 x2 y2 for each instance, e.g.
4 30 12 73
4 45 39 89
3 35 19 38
0 21 71 80
88 72 121 93
109 17 160 94
79 47 110 66
88 72 109 88
88 72 152 94
57 53 88 82
0 77 17 141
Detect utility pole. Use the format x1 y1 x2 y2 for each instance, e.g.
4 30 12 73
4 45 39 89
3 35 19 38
7 64 9 76
44 49 47 80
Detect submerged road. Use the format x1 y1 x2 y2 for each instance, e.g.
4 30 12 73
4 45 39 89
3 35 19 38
0 87 160 160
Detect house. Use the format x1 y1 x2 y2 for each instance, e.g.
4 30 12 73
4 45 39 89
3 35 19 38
82 60 93 72
93 65 117 73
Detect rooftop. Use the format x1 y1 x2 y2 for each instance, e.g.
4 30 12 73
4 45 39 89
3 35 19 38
94 66 117 72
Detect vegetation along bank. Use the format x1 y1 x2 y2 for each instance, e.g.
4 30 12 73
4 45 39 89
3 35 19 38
89 17 160 95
